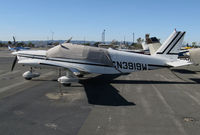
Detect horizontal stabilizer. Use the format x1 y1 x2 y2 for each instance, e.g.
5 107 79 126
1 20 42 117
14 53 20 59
166 60 192 67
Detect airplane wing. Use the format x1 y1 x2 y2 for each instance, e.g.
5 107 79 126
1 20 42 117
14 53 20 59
166 60 192 67
18 59 88 74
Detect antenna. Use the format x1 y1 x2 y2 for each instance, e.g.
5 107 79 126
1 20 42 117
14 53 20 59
102 29 105 44
46 36 49 50
51 31 54 43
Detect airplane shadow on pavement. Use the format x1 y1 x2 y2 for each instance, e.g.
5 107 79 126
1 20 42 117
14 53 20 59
190 78 200 83
79 74 196 106
32 74 196 106
171 69 197 74
79 74 136 106
110 80 195 84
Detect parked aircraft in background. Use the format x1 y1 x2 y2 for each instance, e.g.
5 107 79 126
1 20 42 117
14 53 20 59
8 36 30 51
188 48 200 64
8 46 30 51
11 30 190 86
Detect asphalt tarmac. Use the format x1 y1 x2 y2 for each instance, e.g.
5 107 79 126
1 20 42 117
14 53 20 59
0 50 200 135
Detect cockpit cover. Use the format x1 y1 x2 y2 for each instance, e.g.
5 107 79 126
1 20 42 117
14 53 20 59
46 43 113 66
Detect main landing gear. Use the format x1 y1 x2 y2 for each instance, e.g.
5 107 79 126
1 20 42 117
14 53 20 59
23 67 40 80
57 69 79 86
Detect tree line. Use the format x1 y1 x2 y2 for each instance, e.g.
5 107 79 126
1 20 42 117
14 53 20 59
0 41 35 48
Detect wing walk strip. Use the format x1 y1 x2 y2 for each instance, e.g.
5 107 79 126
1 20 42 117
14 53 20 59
0 71 55 96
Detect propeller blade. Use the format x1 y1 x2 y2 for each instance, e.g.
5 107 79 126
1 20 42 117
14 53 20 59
64 37 72 43
11 56 17 71
13 36 16 45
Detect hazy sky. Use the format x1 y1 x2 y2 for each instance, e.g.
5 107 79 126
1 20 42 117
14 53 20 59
0 0 200 43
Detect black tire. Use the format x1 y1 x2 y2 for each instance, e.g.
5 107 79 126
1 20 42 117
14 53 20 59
63 83 71 87
77 74 84 78
25 77 32 80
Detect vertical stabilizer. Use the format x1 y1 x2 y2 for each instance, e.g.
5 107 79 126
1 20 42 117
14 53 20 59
153 30 185 60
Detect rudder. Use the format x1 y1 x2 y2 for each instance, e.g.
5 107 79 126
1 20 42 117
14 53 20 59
153 30 186 60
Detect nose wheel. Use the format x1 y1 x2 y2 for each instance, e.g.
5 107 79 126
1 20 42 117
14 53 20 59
25 77 32 80
62 83 71 87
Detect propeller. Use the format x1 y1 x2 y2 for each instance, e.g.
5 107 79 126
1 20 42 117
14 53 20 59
59 37 73 49
64 37 72 43
13 36 16 46
11 56 18 71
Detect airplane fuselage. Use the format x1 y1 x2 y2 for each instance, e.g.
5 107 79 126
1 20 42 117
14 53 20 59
109 49 169 73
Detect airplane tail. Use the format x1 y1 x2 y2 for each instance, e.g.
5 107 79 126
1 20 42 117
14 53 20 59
141 42 149 51
149 43 161 55
153 30 186 61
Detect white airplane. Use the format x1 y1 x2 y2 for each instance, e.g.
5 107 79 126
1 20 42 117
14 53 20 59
8 45 30 51
11 30 190 86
